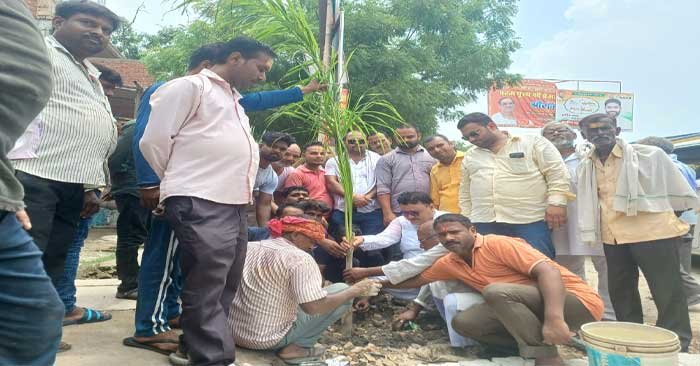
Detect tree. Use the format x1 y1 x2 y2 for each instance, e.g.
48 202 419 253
111 21 147 59
149 0 520 134
342 0 519 133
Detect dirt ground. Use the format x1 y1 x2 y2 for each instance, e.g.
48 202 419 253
79 228 700 365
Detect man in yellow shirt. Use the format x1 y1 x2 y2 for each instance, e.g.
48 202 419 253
425 134 464 213
578 113 695 351
457 113 570 259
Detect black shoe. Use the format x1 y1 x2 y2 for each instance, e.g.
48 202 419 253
116 288 138 300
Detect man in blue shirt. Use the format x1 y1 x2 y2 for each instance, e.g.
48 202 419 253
637 136 700 309
124 43 326 355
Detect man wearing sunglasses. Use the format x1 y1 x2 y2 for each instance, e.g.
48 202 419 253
325 131 385 267
343 192 447 301
457 113 570 259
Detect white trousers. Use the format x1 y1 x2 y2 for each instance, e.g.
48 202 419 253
434 292 485 347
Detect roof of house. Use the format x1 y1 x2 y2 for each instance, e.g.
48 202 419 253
664 132 700 163
88 58 155 89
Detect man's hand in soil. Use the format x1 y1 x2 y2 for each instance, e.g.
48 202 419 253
80 190 101 219
139 186 160 210
318 238 347 258
392 303 423 330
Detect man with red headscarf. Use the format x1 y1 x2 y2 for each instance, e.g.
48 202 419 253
228 216 381 364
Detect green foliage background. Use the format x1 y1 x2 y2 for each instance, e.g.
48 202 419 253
113 0 521 141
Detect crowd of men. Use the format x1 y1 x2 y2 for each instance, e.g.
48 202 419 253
1 1 699 366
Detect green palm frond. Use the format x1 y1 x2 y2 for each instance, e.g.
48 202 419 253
173 0 404 268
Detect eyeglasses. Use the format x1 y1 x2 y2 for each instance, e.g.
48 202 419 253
347 139 366 145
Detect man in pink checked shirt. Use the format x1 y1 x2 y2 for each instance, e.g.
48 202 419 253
139 37 275 366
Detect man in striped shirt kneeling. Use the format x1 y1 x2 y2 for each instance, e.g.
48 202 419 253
229 216 381 365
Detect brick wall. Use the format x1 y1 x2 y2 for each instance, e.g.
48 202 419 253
89 58 156 88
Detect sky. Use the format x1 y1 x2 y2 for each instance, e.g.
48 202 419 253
112 0 700 142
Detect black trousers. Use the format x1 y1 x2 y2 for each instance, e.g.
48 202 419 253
115 193 150 293
165 196 248 366
16 171 83 286
604 237 692 351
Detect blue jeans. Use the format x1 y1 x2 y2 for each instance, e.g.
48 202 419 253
247 226 270 241
0 212 64 365
134 215 181 337
55 215 92 314
475 221 555 258
54 192 102 314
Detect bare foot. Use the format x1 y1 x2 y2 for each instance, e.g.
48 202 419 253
64 307 84 322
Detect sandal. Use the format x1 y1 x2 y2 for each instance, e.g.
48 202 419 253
123 336 179 356
278 346 326 365
62 307 112 326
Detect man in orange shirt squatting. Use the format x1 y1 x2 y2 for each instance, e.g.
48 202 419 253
387 214 603 366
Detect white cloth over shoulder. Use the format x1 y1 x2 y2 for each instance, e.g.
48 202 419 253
577 139 700 245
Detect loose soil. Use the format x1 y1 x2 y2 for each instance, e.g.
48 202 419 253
81 229 700 365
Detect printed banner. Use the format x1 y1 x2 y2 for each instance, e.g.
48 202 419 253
487 79 557 128
556 90 634 131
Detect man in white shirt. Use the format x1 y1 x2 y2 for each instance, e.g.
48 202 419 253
490 97 517 127
345 192 446 300
254 131 296 226
323 131 384 280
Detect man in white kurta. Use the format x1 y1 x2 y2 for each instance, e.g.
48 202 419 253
542 123 615 320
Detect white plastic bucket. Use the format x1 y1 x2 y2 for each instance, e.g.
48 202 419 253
580 322 680 366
